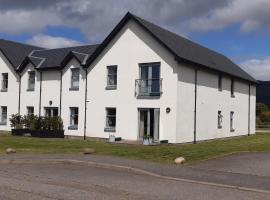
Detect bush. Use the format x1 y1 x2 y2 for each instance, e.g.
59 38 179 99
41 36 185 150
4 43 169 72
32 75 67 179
10 114 24 129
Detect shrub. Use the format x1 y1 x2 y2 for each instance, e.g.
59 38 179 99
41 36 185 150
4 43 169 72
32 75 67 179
9 114 24 129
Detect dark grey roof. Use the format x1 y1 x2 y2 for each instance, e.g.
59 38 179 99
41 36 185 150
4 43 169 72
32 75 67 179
0 39 43 69
30 44 99 70
86 12 256 83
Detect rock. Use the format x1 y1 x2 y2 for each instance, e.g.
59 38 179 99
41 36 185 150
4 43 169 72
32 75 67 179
6 148 16 154
83 148 95 155
174 157 185 165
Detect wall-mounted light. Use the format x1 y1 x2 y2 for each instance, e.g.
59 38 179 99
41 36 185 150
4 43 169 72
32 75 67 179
49 100 52 106
166 107 171 113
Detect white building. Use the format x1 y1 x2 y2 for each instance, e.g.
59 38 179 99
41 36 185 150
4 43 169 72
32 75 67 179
0 13 256 143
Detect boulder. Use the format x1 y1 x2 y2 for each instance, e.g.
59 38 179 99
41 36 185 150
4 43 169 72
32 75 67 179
174 157 185 165
83 148 95 155
6 148 16 154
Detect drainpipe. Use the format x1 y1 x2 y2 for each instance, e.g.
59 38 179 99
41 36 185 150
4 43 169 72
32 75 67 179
38 71 42 117
59 71 63 117
194 68 198 144
248 84 251 136
83 68 88 140
18 74 21 115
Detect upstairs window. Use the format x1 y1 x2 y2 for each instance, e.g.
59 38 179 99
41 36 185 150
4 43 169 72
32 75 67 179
106 65 117 89
231 78 235 97
27 106 34 115
105 108 116 132
0 106 7 125
69 107 79 130
28 71 35 91
230 111 235 132
1 73 8 92
70 68 80 90
218 111 223 129
218 74 222 91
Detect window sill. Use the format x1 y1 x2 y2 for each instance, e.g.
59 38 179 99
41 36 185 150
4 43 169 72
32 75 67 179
105 85 117 90
27 88 35 92
0 89 7 92
104 127 116 132
69 87 79 91
68 125 78 130
0 122 7 125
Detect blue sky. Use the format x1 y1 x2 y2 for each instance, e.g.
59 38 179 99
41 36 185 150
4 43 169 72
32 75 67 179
0 0 269 80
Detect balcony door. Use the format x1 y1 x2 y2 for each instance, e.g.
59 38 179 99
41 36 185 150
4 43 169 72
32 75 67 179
139 63 160 95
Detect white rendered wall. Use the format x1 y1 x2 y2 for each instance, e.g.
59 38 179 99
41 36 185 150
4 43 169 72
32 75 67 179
61 58 86 136
0 52 20 131
176 64 256 143
20 63 41 116
40 70 61 115
86 20 179 143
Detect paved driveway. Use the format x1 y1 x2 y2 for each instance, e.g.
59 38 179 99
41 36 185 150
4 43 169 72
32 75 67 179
0 163 269 200
193 152 270 177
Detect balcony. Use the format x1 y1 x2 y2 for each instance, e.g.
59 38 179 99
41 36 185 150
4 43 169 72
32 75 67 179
135 78 162 97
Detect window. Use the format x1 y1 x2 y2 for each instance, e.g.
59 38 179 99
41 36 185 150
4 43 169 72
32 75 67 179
44 108 58 117
106 65 117 89
230 111 235 132
105 108 116 131
69 107 79 130
137 62 161 96
27 107 34 115
218 74 222 91
231 78 235 97
0 106 7 125
70 68 80 90
1 73 8 91
28 71 35 91
218 111 223 129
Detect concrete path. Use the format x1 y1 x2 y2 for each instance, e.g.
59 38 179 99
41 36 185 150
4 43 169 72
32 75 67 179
0 162 269 200
1 153 270 193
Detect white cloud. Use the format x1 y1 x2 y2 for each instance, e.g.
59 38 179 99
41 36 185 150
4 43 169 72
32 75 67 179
27 34 83 48
241 57 270 81
189 0 270 33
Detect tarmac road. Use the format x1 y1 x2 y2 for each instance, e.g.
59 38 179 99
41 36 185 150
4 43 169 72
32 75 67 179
0 162 269 200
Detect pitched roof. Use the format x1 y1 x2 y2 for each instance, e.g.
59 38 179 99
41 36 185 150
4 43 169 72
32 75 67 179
0 39 43 69
86 12 256 83
30 44 99 70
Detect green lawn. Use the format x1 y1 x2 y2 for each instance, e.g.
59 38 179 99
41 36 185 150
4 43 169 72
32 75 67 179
1 132 270 164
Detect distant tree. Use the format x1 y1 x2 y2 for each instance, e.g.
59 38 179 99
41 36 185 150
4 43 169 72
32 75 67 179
256 103 269 116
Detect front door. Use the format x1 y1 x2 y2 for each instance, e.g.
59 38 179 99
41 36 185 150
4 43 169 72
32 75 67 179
44 107 58 117
139 108 159 141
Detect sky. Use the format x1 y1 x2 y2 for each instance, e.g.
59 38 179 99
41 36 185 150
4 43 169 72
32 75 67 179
0 0 269 80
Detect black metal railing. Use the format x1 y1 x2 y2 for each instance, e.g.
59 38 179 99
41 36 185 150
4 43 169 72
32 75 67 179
135 78 162 97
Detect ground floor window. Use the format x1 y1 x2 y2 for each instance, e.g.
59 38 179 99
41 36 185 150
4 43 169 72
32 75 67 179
218 111 223 129
27 106 34 115
44 107 58 117
230 111 235 132
0 106 7 125
69 107 78 130
105 108 116 132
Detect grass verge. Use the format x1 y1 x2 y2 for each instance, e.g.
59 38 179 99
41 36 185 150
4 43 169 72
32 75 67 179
1 132 270 164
